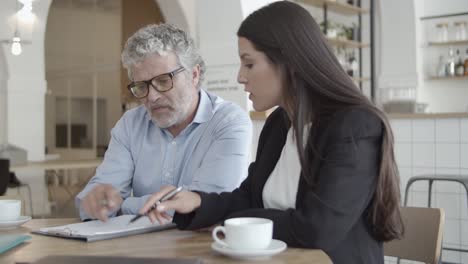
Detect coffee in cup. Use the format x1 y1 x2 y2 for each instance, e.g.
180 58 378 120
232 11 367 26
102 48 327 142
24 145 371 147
212 217 273 250
0 199 21 221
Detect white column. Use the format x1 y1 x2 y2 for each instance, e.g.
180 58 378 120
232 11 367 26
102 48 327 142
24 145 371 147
196 0 276 111
0 50 7 148
2 0 52 161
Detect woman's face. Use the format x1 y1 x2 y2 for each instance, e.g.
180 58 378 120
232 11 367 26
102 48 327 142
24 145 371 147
237 37 284 112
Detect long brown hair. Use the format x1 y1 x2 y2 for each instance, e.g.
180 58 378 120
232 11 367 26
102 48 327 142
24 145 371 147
238 1 403 241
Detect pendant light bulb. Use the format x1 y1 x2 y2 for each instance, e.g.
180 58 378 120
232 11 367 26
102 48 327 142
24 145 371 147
11 36 22 56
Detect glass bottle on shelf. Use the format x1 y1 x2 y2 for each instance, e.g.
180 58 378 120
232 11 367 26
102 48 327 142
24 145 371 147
436 55 446 78
454 21 467 41
464 49 468 76
455 49 465 76
435 22 449 42
336 48 347 70
349 51 359 77
446 47 456 77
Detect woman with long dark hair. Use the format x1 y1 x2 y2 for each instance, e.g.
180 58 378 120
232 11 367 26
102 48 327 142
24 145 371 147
140 2 403 263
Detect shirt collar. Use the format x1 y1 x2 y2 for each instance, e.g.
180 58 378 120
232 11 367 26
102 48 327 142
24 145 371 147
192 89 213 124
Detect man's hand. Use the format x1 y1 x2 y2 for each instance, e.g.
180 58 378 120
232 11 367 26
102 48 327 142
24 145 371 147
81 184 123 222
140 185 202 224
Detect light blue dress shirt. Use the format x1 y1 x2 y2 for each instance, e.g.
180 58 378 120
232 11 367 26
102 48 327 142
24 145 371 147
75 90 252 220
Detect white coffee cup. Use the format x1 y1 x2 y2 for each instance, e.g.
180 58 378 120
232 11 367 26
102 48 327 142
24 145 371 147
212 217 273 250
0 200 21 221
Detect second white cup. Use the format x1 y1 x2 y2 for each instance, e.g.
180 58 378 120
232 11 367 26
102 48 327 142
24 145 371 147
212 217 273 250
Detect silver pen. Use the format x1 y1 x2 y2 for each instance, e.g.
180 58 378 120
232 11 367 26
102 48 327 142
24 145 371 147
128 186 183 224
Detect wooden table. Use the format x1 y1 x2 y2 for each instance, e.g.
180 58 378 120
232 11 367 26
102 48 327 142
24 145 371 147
0 219 332 264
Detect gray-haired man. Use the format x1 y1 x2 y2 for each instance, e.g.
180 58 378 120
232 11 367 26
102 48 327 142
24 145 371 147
76 24 252 221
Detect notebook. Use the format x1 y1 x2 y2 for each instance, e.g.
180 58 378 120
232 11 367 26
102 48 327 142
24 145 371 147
32 215 175 242
0 234 32 254
25 255 203 264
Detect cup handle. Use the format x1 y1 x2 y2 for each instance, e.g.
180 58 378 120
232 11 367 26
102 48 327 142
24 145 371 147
212 226 229 247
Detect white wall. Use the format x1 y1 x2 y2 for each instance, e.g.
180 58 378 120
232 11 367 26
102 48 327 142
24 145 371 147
156 0 196 41
0 0 52 161
391 117 468 263
377 0 418 103
197 0 276 111
419 0 468 18
0 48 7 148
414 0 468 113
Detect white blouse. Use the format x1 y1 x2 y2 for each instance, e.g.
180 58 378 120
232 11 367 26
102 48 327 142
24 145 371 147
262 128 301 210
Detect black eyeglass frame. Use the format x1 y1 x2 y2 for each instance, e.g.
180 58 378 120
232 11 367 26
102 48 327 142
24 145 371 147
127 66 185 98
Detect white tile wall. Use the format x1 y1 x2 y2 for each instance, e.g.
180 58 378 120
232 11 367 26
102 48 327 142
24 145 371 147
461 143 468 169
435 181 462 194
409 191 431 208
436 119 460 143
461 252 468 264
412 119 435 142
395 143 412 168
434 168 462 194
461 119 468 143
435 143 460 168
435 193 460 219
412 143 435 168
462 220 468 246
391 117 468 261
441 250 461 264
461 193 468 220
444 219 462 245
391 119 412 142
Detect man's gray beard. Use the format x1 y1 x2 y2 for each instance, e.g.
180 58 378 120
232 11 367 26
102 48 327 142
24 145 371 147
150 113 178 129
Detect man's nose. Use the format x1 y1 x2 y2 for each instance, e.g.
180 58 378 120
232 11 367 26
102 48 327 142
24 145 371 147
147 86 162 102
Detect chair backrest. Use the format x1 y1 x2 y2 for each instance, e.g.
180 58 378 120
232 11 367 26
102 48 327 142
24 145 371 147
384 207 445 264
0 159 10 195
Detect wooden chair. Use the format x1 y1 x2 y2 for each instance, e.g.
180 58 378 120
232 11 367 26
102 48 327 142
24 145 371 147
384 207 445 264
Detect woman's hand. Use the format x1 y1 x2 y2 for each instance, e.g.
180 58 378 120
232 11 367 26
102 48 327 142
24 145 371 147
140 185 202 224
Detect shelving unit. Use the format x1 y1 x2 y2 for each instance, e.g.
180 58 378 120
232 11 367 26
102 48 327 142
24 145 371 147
421 13 468 83
352 76 370 82
299 0 368 15
326 37 370 48
428 40 468 46
427 75 468 80
297 0 375 100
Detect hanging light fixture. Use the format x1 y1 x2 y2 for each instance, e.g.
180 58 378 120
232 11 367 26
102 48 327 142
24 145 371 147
0 0 32 56
11 34 22 56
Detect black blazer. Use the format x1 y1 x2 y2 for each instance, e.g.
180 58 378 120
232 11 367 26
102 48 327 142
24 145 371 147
174 107 384 264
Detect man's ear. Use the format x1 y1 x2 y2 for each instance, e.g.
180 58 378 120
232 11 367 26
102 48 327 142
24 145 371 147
191 64 201 88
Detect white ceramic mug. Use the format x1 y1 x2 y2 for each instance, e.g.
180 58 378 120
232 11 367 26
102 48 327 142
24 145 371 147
0 199 21 221
212 217 273 250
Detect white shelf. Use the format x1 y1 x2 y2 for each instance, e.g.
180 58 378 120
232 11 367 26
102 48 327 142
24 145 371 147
327 37 369 48
298 0 369 16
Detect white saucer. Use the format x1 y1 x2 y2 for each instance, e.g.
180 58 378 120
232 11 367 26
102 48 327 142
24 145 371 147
211 239 287 260
0 216 32 230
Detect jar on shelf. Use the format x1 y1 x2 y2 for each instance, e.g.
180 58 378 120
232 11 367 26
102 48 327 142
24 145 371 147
454 21 467 41
435 22 449 42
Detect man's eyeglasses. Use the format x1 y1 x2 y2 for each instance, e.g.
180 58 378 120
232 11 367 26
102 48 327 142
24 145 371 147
127 67 185 99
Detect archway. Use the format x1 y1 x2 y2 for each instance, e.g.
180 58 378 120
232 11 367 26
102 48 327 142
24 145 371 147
44 0 165 159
